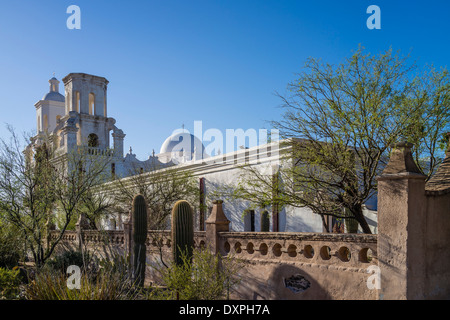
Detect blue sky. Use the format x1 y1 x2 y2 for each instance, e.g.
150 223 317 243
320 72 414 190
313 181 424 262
0 1 449 160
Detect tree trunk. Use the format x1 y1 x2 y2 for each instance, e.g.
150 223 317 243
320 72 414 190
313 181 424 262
352 205 372 234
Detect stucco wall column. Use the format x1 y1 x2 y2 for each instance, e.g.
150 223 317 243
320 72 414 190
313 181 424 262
205 200 230 255
377 142 427 300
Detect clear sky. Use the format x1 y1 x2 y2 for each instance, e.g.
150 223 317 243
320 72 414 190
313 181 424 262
0 1 449 160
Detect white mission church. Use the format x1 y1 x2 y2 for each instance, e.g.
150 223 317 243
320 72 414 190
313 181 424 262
29 73 378 233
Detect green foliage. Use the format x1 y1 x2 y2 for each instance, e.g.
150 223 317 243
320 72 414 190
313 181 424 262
0 267 22 299
148 249 242 300
230 46 450 234
26 253 138 300
0 221 24 268
46 249 92 274
0 126 113 267
115 163 198 230
171 200 194 267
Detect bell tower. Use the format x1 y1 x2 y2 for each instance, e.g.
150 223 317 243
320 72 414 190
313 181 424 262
62 73 115 150
63 73 108 117
34 75 66 134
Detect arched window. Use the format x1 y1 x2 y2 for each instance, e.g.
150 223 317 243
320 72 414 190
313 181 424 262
88 133 99 147
243 209 255 232
89 93 95 115
43 114 48 131
75 91 80 112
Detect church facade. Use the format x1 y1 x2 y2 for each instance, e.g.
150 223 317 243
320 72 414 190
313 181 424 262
29 73 378 233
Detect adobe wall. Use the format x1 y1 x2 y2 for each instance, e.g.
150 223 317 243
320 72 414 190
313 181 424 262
49 228 379 300
424 192 450 298
376 142 450 299
217 232 378 300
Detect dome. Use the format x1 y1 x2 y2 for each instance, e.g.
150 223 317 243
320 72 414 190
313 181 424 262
43 91 65 102
42 76 65 102
159 131 205 162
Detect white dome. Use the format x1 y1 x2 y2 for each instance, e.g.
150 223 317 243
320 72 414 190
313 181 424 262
159 131 205 162
43 91 65 102
43 76 65 102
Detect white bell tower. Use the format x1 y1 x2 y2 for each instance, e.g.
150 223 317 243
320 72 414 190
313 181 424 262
34 75 66 134
62 73 116 150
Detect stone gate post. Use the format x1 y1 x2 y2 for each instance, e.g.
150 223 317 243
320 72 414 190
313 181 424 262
205 200 230 255
376 142 427 299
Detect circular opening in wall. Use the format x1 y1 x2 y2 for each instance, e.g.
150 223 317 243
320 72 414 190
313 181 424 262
338 246 351 262
199 240 206 249
359 248 374 263
320 246 332 260
287 244 297 258
166 239 171 248
273 243 282 257
304 245 315 259
234 242 242 254
259 243 268 255
246 242 254 254
224 242 231 253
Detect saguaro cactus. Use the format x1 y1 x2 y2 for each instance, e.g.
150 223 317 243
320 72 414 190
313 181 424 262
171 200 194 266
260 210 270 232
132 194 148 287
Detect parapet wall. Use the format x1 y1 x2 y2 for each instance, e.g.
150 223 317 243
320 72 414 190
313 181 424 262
217 231 378 299
50 228 379 300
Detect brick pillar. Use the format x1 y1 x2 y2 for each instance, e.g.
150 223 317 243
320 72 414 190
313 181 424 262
377 142 427 299
205 200 230 255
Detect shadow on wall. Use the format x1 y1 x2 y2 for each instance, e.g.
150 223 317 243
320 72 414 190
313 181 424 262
205 180 248 231
233 263 330 300
205 179 290 232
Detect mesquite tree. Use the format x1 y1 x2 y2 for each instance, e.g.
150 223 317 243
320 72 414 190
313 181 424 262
231 47 450 234
0 126 111 267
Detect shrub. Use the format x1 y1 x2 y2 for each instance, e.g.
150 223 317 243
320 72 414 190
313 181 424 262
0 267 22 299
0 223 24 268
26 254 138 300
149 248 242 300
46 249 93 273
